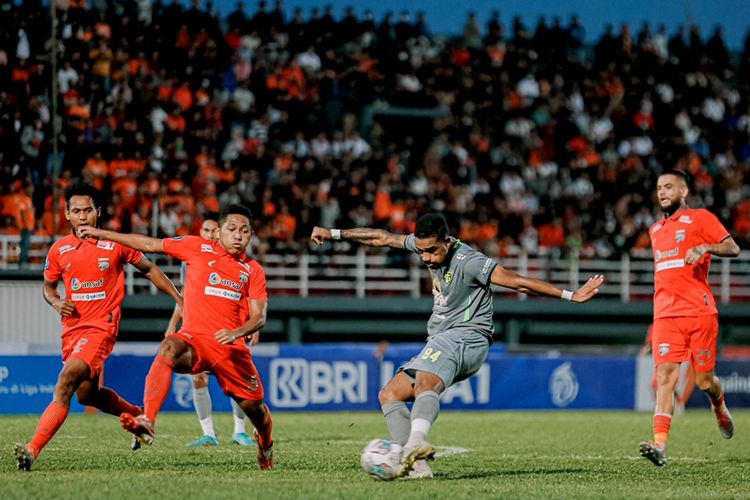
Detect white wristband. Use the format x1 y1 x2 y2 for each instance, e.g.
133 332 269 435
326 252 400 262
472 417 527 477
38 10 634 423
331 229 341 240
561 290 574 301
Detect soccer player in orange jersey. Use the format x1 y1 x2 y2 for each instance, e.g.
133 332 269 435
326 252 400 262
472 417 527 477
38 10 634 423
164 213 257 448
639 170 740 466
78 204 274 470
14 183 182 471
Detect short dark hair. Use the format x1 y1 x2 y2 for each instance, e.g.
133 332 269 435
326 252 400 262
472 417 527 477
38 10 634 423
659 169 689 184
203 211 220 223
64 182 101 208
219 204 253 225
415 213 449 240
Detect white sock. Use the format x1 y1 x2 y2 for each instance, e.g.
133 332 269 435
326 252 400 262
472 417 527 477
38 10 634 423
405 418 432 448
230 399 246 435
193 386 215 438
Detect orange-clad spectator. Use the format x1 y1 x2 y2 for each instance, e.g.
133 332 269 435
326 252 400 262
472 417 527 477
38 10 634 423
167 178 185 194
90 42 113 80
11 61 30 82
42 194 67 236
109 152 132 179
112 172 139 210
538 218 566 249
94 18 111 39
158 81 174 102
128 52 152 76
373 186 392 222
142 172 161 197
201 183 220 213
173 82 193 111
11 183 35 265
175 25 191 49
166 109 186 133
83 152 108 190
274 204 297 241
459 219 478 242
734 199 750 238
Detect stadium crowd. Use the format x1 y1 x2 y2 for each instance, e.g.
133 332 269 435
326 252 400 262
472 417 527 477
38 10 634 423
1 0 750 264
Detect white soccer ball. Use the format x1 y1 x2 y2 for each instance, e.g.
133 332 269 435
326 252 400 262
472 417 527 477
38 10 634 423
360 438 402 481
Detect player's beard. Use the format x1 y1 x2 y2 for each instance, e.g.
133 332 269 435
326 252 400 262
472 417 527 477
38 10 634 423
661 198 683 217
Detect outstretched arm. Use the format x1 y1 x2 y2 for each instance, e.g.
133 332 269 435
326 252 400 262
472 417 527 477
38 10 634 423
77 226 165 254
310 226 407 249
133 256 183 308
686 236 740 265
491 266 604 303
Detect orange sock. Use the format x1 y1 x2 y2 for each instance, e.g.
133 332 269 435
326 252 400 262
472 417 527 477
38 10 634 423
94 387 140 417
255 404 273 449
28 401 70 457
653 413 672 446
143 355 175 424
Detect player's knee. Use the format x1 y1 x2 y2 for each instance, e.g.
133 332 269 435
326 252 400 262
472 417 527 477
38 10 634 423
158 337 183 361
378 388 395 406
55 369 84 401
194 373 209 388
695 372 714 392
655 365 679 388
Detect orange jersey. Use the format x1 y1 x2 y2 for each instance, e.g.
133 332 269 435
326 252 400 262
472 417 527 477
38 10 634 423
649 208 730 319
44 234 143 332
162 236 267 336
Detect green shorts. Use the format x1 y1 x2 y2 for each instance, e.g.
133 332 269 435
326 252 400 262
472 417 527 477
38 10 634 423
400 330 490 387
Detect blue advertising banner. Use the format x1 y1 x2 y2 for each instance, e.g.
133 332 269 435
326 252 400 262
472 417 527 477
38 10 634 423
12 344 746 414
0 356 86 414
102 343 635 412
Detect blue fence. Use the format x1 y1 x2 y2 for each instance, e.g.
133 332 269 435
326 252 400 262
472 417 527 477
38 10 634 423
1 344 749 414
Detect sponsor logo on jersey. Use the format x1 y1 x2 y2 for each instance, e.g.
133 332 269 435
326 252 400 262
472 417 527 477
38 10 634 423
204 286 242 301
455 253 467 260
208 260 216 267
678 215 693 224
71 278 104 291
651 223 663 234
655 259 685 272
59 244 75 255
208 272 243 291
443 271 453 284
171 236 185 240
96 240 115 250
659 343 670 356
239 261 252 272
201 244 217 254
71 291 106 301
654 247 679 262
209 272 222 285
675 229 686 243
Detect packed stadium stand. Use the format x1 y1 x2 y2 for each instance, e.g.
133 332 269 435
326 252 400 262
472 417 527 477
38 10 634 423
1 0 750 266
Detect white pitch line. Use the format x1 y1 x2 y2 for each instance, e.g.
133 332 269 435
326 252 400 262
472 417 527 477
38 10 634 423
434 446 470 458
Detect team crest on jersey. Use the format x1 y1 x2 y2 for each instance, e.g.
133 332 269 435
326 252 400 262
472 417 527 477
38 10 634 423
246 374 259 392
59 244 75 255
239 272 249 283
443 271 453 284
209 272 222 285
96 240 115 250
98 258 110 271
201 244 217 254
675 229 686 243
678 215 693 224
658 343 670 357
695 349 712 367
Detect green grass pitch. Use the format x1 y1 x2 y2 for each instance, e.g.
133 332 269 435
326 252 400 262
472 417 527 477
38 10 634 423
2 410 748 499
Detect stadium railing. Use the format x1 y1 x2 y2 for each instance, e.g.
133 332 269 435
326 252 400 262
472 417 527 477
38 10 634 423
2 234 749 302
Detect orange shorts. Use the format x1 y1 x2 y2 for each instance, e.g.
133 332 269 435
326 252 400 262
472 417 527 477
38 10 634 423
651 315 718 372
61 321 118 377
174 331 264 401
